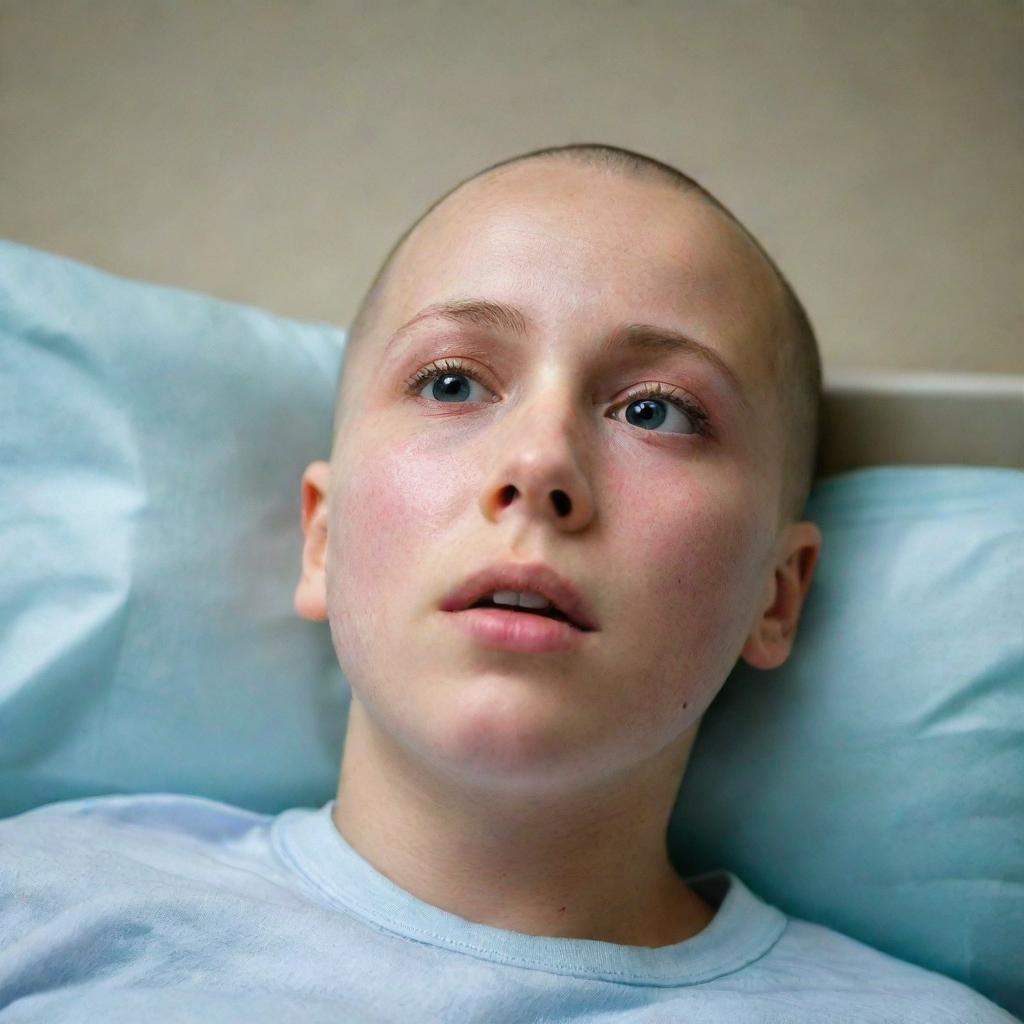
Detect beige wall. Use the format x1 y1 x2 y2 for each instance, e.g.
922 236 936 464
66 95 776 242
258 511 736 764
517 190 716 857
1 0 1021 375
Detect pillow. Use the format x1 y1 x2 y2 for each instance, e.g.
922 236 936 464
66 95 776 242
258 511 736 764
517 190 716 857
0 240 349 816
670 465 1024 1016
2 241 1021 1016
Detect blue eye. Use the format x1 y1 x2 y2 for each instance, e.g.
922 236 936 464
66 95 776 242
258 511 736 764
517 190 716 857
403 358 710 438
406 360 495 404
613 390 708 436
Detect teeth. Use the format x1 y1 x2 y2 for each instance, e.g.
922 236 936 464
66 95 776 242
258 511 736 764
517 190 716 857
491 590 553 610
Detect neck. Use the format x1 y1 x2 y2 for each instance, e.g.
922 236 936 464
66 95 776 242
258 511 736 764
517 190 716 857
330 698 716 946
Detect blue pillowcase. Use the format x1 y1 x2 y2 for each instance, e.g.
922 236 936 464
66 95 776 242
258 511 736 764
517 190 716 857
1 240 1021 1015
671 466 1024 1014
0 240 348 815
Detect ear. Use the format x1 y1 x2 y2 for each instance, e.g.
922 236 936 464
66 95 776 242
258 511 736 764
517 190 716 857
293 460 331 622
740 520 822 671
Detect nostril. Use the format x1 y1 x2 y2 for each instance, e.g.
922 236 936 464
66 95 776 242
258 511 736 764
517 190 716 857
499 485 518 507
551 490 571 517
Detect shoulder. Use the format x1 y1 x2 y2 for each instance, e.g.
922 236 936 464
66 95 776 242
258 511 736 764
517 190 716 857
0 793 291 904
763 916 1018 1023
2 791 269 841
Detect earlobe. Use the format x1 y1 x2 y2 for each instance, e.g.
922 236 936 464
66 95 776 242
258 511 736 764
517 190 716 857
294 575 328 622
294 461 331 622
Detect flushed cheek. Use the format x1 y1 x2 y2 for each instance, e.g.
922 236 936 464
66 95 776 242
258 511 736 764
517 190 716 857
326 433 474 636
610 472 763 661
607 455 748 572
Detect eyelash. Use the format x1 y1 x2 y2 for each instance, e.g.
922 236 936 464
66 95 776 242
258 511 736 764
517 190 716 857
402 357 712 438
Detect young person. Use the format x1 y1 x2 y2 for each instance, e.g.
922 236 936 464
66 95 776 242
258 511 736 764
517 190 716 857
1 145 1014 1023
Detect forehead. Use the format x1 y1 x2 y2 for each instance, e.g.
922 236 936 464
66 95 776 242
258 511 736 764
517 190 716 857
380 161 783 390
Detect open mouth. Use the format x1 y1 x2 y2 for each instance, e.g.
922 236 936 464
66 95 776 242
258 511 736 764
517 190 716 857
468 597 576 626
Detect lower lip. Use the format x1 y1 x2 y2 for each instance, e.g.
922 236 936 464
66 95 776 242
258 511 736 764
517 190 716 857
443 608 590 653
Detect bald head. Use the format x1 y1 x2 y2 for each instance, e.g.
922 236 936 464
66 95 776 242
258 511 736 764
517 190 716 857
335 144 822 527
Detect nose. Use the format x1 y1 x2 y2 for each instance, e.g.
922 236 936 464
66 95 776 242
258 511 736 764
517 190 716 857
478 390 596 534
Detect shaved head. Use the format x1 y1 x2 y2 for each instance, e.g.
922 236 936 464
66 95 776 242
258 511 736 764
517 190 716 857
296 144 827 949
335 143 822 527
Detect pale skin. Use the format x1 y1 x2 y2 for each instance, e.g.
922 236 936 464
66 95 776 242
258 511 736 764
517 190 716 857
294 159 822 947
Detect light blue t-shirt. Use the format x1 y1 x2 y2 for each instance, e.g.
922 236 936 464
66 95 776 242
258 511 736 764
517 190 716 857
0 793 1015 1023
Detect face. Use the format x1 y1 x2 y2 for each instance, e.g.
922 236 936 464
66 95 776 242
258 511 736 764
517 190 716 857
299 161 798 800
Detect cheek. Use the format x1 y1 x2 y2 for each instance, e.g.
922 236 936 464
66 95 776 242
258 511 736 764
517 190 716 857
324 432 473 659
608 457 755 577
343 444 429 550
605 462 764 660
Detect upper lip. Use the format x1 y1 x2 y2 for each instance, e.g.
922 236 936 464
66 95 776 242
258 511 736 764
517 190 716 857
440 561 599 632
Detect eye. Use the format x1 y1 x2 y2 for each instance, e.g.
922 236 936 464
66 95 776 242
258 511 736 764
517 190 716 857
403 360 711 439
610 384 711 438
404 358 496 404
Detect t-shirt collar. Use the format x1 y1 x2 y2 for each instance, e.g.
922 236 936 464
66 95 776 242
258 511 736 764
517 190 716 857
272 800 787 987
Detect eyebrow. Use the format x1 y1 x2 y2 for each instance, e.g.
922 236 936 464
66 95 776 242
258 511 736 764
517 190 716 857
384 298 751 411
